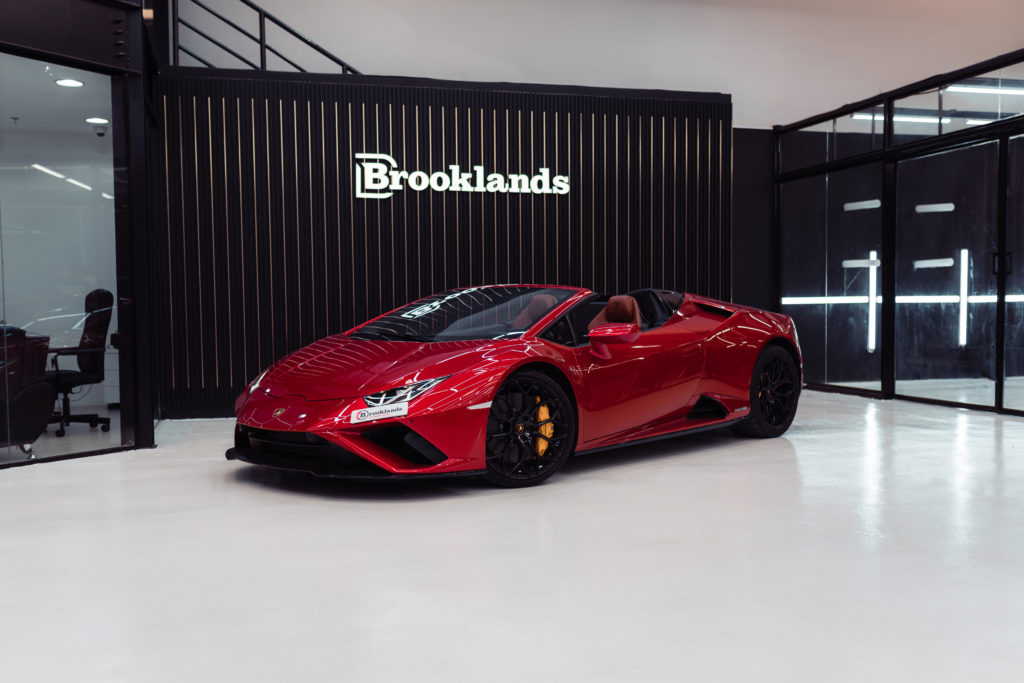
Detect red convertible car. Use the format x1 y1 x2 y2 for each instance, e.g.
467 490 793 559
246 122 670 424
227 285 801 487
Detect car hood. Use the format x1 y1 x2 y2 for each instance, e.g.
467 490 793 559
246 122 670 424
259 334 499 401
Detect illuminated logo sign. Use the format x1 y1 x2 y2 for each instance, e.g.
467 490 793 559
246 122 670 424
354 153 569 199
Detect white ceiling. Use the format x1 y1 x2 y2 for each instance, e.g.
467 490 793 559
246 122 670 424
236 0 1024 128
0 51 115 198
0 52 115 196
0 52 111 135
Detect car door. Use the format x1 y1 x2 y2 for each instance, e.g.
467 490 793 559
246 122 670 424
573 311 707 446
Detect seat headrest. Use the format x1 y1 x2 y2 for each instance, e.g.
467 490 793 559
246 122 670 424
514 294 557 328
588 295 641 331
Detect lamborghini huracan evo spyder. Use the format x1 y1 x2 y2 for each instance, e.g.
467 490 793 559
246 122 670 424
227 285 802 487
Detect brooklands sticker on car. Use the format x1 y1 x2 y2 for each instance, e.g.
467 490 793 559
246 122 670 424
351 401 410 424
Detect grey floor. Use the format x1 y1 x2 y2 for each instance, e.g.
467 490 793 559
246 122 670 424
1 391 1023 682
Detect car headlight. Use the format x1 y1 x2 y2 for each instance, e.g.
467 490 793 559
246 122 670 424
248 368 270 395
364 376 450 407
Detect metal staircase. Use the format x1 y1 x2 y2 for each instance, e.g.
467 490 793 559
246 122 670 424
170 0 359 74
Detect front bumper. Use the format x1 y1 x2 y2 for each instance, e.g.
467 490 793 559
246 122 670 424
225 437 483 480
227 385 493 477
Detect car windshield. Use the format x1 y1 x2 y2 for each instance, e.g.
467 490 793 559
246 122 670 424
349 286 576 342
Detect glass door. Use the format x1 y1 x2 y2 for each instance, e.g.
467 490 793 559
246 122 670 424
894 142 999 406
0 51 121 463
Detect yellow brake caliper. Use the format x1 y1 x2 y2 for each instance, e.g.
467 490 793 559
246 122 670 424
534 396 554 456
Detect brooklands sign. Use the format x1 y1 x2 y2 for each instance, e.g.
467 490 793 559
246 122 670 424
354 153 570 199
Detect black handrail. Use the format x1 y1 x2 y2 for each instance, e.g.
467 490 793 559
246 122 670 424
171 0 360 74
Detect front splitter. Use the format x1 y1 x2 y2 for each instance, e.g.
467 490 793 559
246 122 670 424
226 447 484 480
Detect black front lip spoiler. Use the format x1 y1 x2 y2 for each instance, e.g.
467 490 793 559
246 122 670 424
225 447 484 480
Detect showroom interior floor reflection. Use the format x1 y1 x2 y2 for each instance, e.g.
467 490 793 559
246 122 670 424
0 391 1022 682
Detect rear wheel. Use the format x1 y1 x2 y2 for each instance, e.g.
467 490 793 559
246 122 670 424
485 370 576 487
732 345 800 438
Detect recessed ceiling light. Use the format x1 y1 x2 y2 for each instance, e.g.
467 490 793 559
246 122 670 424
101 192 114 199
85 117 109 125
56 78 84 88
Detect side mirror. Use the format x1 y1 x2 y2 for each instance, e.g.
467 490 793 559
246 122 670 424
588 322 640 359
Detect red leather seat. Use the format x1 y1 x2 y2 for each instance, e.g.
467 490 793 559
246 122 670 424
588 295 641 331
514 294 557 327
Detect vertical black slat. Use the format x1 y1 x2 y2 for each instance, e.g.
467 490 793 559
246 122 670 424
206 93 225 389
178 93 196 398
310 95 325 339
323 94 339 335
159 91 176 408
197 91 215 391
213 95 231 388
284 95 300 352
291 97 309 348
995 134 1009 410
397 101 410 301
618 105 626 292
709 107 720 297
253 90 270 373
373 98 388 313
688 112 698 293
384 97 397 309
533 106 542 285
509 107 523 285
299 98 314 345
235 92 253 388
344 98 360 329
637 108 647 290
723 106 733 300
452 103 463 286
772 125 782 311
582 110 593 290
350 100 365 324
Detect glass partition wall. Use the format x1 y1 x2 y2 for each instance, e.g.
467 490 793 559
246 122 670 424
776 48 1024 414
0 51 122 463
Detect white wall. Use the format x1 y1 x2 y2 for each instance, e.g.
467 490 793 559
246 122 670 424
236 0 1024 128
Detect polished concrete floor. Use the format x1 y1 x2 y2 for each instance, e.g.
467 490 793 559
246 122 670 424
1 391 1023 682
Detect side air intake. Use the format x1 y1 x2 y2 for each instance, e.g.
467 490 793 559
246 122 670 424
687 395 730 420
695 303 733 318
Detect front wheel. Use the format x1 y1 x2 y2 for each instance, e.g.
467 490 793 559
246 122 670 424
485 370 576 487
732 345 800 438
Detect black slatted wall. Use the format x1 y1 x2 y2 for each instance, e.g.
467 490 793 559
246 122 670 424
153 69 731 416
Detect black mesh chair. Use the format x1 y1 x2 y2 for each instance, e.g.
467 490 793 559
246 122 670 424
46 289 114 437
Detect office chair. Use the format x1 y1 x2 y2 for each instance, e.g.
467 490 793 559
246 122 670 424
46 288 114 437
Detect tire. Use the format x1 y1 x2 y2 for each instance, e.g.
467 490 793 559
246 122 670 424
484 369 577 487
732 345 800 438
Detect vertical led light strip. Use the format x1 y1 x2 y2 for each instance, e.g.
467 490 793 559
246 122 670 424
868 250 878 353
959 248 969 347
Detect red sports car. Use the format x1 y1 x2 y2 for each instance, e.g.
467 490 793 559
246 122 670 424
227 285 801 487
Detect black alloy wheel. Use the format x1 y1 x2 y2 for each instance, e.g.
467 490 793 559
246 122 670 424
485 369 576 487
732 345 800 438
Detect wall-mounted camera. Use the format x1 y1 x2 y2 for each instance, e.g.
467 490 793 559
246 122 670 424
94 124 108 138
